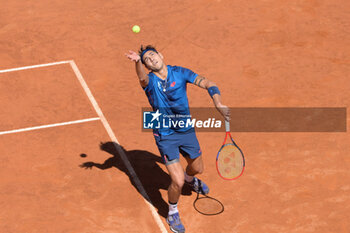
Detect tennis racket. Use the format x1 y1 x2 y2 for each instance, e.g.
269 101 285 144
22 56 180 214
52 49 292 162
216 120 245 180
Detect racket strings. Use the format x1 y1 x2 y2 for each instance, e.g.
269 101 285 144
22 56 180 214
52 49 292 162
217 144 244 179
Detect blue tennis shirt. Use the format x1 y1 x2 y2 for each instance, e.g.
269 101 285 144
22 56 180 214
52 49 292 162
143 65 198 136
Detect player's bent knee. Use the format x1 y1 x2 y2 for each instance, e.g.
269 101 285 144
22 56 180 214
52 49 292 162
193 162 204 174
172 177 185 189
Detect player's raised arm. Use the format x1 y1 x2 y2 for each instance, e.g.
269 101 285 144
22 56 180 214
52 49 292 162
193 75 231 121
125 50 149 88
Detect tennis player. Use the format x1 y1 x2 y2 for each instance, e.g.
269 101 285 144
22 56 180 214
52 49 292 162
125 45 230 233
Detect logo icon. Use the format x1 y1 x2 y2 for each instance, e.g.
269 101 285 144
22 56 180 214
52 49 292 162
143 110 163 129
170 81 176 87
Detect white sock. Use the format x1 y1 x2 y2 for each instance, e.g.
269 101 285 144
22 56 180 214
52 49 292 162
168 202 178 215
184 172 194 183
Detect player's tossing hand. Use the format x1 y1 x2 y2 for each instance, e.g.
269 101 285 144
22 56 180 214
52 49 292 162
216 103 231 121
125 50 141 62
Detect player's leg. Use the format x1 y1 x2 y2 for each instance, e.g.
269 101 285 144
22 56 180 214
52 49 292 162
164 160 186 233
184 154 203 176
166 160 185 204
153 133 185 233
179 130 210 195
183 155 209 195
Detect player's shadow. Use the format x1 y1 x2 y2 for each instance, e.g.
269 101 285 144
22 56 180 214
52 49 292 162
79 141 192 218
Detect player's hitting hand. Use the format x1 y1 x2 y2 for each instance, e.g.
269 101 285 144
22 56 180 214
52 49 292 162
216 103 231 121
125 50 141 62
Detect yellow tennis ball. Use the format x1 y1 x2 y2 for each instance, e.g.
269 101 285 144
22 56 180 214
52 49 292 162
132 25 140 33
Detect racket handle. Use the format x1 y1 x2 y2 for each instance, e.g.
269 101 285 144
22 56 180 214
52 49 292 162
225 120 230 132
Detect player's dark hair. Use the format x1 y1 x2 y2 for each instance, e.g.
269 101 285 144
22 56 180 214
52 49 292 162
139 45 158 64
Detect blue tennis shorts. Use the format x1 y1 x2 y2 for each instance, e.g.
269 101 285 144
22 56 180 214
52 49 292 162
154 128 202 165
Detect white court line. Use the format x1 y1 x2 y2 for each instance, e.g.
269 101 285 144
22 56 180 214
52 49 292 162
69 60 168 233
0 60 70 73
0 117 100 136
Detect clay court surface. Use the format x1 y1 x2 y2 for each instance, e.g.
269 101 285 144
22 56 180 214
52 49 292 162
0 0 349 232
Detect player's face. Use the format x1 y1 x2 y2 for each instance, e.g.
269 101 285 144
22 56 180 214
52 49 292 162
143 51 164 71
